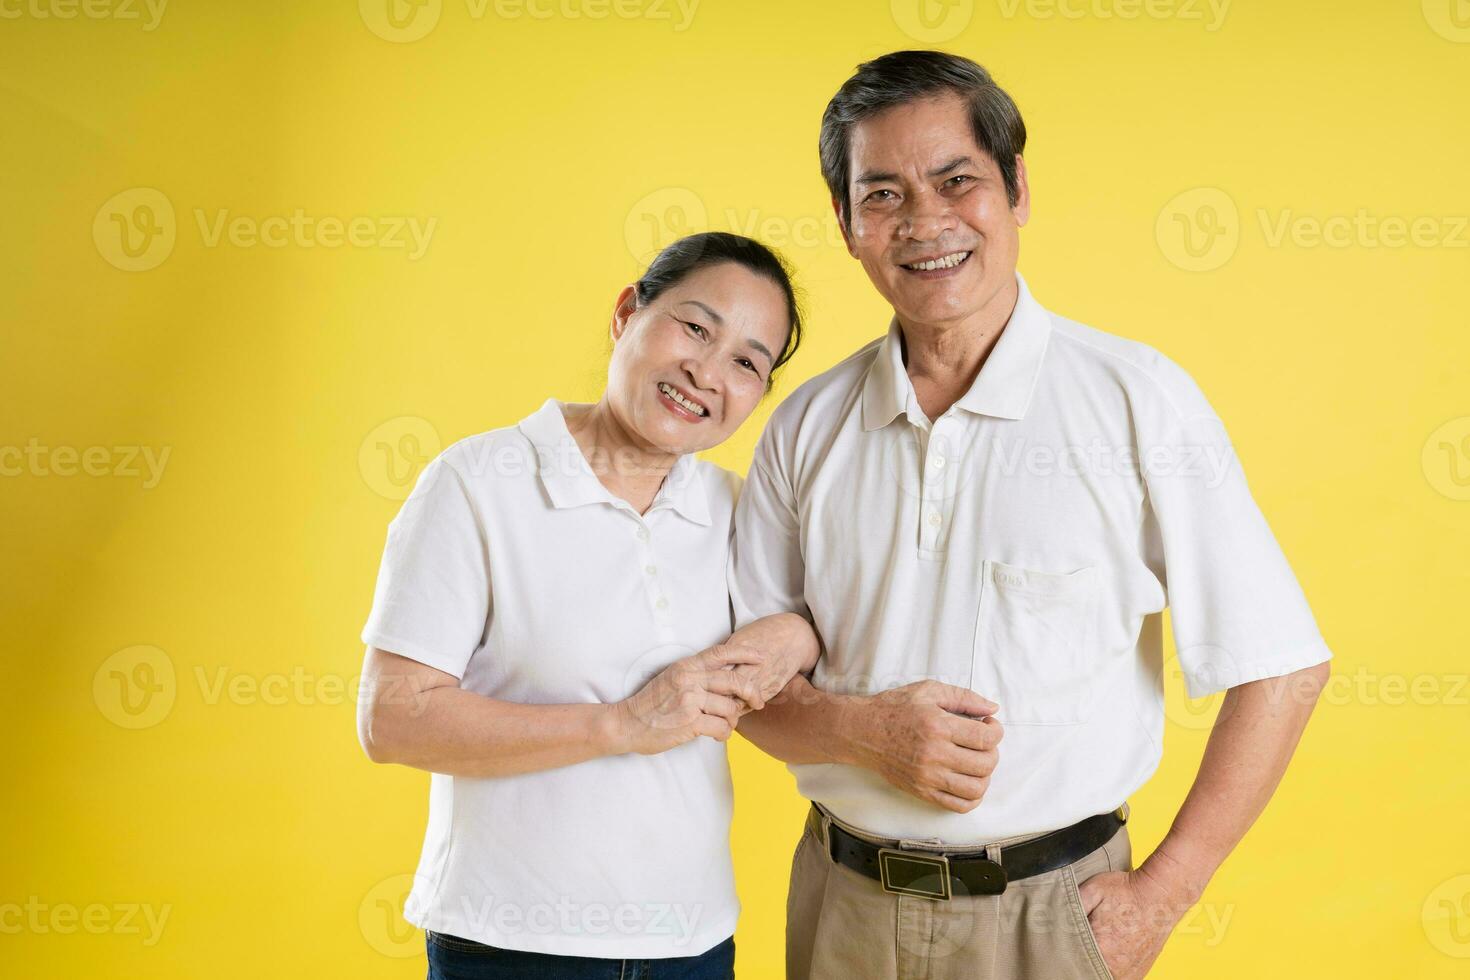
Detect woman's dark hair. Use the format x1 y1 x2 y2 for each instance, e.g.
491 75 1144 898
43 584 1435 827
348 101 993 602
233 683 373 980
819 50 1027 234
633 232 804 391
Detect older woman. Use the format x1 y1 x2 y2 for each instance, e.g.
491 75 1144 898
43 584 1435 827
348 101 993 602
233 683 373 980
357 232 817 979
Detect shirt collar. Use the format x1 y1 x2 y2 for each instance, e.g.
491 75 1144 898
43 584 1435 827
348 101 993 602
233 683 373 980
516 398 711 526
861 272 1053 431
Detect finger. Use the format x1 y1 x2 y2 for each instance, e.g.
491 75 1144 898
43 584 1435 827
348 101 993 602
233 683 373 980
701 692 747 725
937 770 988 802
922 786 980 814
691 643 765 671
940 743 998 779
704 669 765 710
694 713 734 742
948 714 1003 752
932 683 999 718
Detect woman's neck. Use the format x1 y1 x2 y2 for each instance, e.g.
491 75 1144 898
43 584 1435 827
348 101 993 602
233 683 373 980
562 399 679 515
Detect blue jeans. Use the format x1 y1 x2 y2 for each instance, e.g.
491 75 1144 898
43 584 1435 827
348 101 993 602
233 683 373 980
426 932 735 980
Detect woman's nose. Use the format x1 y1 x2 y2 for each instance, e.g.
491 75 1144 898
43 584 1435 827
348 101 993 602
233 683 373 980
683 356 718 392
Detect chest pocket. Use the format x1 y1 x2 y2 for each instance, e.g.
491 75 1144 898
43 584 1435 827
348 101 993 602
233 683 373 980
969 560 1100 726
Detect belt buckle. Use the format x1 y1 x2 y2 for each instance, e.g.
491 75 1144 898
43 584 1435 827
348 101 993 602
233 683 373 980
877 847 952 901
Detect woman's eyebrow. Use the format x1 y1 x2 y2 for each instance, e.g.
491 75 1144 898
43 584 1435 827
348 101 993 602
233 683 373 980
676 300 724 326
747 338 775 369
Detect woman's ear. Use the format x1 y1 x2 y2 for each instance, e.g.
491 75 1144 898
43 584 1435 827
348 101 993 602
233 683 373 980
610 284 639 343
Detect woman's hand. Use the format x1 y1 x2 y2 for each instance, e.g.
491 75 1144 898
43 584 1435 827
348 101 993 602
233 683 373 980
613 644 767 754
726 613 821 709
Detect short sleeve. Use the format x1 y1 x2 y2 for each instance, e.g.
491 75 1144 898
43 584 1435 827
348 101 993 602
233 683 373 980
361 452 491 679
1141 369 1332 699
728 424 811 630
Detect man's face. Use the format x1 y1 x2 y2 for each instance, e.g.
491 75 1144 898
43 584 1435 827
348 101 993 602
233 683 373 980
840 92 1029 328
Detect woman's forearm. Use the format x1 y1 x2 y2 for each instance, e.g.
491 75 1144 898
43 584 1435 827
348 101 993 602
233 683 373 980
362 680 628 778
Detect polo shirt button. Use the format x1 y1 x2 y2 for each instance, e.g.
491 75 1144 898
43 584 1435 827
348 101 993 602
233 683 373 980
927 510 942 527
931 454 946 469
636 527 649 541
655 597 668 610
645 565 657 575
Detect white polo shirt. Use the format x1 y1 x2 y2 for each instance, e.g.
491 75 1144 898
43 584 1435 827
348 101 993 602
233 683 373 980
362 398 741 958
729 273 1332 843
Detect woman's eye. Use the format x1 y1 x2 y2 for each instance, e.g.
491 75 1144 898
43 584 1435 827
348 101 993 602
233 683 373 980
683 320 707 338
737 358 758 373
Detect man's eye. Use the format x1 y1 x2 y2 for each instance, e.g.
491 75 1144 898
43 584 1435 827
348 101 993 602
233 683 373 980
946 175 973 188
865 189 895 204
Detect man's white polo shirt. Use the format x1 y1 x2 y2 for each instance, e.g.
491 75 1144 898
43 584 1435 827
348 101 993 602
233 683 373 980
362 398 741 958
729 273 1332 843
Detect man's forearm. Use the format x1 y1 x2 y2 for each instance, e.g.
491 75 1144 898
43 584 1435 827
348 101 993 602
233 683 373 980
1142 659 1331 903
736 672 859 765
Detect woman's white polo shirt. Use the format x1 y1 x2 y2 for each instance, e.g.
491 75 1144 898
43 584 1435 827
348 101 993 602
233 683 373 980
362 398 742 958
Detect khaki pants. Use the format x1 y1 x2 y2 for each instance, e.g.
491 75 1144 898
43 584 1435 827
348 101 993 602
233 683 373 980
787 804 1132 980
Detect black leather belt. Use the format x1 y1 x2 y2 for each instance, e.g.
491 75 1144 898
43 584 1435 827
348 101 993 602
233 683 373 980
807 804 1127 901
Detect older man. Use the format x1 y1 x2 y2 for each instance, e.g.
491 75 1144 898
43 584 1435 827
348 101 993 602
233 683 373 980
730 50 1332 980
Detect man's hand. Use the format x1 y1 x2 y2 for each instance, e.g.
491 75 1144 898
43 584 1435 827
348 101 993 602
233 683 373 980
841 679 1004 813
1077 866 1194 980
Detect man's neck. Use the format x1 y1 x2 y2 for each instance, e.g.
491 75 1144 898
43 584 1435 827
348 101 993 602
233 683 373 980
898 275 1020 421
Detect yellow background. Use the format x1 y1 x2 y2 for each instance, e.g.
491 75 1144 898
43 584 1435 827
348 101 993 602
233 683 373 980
3 0 1467 976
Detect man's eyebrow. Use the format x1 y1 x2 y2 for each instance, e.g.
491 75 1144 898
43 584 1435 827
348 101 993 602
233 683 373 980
855 156 979 186
928 155 976 178
676 300 724 326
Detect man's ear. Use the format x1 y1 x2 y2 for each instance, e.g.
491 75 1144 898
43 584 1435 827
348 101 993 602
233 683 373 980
611 284 638 343
1012 155 1031 228
832 196 858 257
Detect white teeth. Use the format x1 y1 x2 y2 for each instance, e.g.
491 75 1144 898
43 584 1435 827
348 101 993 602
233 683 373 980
904 251 970 271
658 382 707 417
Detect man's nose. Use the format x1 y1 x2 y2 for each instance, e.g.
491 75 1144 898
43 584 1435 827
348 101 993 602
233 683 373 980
899 190 955 241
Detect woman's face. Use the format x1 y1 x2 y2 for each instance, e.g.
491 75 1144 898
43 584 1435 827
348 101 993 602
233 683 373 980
606 261 791 456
